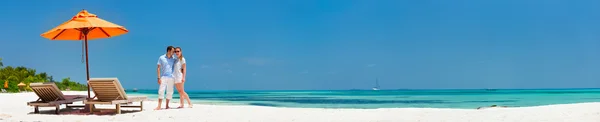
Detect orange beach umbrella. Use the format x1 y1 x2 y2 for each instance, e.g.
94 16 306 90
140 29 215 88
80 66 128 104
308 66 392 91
41 9 128 98
3 80 7 89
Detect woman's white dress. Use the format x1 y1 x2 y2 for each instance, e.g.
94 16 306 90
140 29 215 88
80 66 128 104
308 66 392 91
174 57 186 83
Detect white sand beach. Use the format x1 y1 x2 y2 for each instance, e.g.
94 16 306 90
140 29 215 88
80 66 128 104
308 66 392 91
1 91 599 122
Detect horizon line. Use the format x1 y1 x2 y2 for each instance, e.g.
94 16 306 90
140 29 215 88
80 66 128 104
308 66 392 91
122 87 600 92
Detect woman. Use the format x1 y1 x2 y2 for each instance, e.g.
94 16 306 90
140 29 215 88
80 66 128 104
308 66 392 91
174 47 192 108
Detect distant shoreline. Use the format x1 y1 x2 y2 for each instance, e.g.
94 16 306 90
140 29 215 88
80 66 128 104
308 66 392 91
124 88 600 91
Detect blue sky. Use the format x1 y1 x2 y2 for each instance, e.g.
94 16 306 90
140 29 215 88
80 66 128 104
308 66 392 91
1 0 600 90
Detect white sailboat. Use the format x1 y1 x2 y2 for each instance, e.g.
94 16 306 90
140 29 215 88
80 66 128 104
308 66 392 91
372 78 380 90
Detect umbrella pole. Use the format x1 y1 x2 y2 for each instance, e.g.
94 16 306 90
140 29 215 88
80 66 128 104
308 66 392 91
82 29 95 113
85 35 90 97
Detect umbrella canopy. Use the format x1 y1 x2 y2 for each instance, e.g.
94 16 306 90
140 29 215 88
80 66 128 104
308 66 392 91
3 80 7 89
40 9 129 98
41 10 128 40
17 82 25 87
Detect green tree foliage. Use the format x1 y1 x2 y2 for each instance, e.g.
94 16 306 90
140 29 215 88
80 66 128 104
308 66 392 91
55 77 87 91
0 58 87 92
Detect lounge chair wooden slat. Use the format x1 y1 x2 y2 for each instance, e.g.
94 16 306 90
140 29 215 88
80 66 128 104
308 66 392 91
84 78 147 114
27 82 86 114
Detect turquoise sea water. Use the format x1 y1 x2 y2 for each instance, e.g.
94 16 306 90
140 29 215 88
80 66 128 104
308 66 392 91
126 89 600 109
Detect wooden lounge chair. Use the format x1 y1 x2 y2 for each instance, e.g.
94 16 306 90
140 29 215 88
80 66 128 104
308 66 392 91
27 82 87 114
84 78 147 114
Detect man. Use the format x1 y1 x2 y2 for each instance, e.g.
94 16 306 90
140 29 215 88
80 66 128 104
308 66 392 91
155 46 177 110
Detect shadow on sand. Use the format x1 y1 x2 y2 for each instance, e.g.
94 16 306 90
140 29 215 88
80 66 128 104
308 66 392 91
28 107 142 115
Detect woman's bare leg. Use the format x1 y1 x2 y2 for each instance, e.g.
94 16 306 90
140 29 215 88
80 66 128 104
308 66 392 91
175 83 185 108
182 82 193 107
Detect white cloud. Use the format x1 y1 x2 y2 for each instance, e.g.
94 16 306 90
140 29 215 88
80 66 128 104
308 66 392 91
366 64 377 68
300 70 309 74
242 57 278 66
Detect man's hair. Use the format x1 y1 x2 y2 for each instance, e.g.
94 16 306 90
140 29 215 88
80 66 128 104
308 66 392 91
166 46 175 52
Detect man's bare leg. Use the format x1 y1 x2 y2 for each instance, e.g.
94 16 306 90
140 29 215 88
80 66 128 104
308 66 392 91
155 99 163 110
165 99 171 109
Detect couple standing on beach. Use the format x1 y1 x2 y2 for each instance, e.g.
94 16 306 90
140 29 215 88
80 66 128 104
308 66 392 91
155 46 193 110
